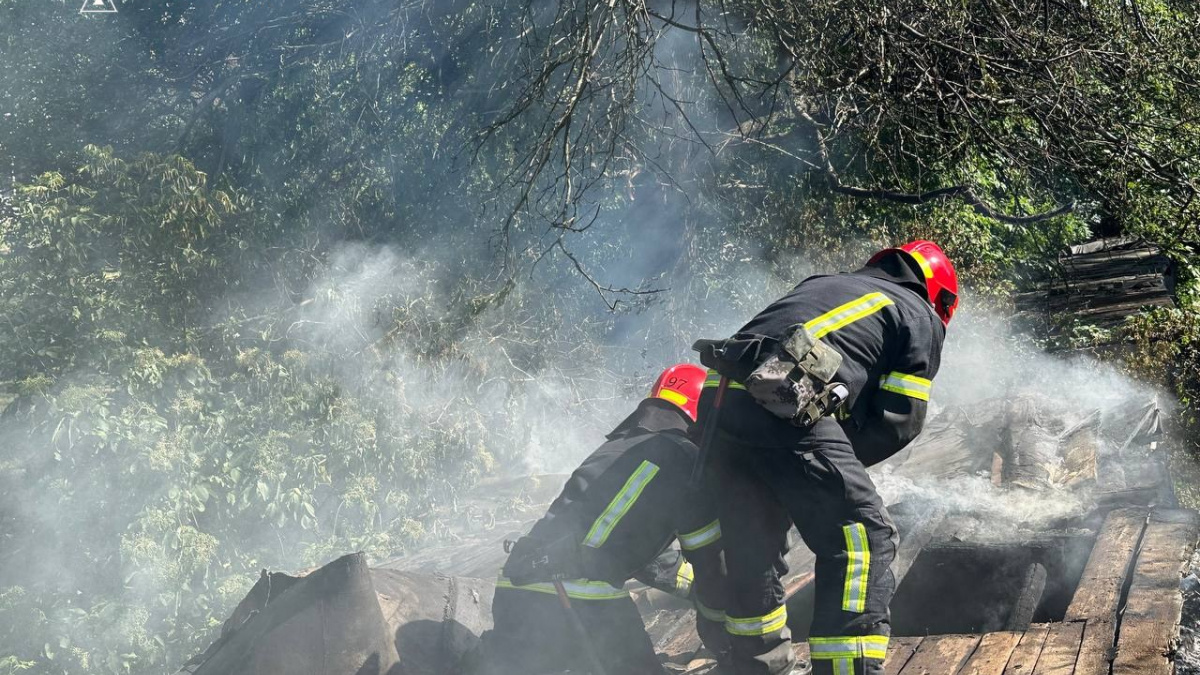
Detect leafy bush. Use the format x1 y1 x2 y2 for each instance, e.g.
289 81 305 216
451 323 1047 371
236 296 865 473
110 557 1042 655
0 151 532 673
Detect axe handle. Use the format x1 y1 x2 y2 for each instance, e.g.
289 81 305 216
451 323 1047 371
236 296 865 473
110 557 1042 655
553 580 610 675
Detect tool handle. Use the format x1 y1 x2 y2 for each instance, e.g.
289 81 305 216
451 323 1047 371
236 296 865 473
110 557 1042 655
690 377 728 487
552 580 611 675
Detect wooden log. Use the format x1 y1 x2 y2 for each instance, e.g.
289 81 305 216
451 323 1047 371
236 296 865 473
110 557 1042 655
1042 273 1168 295
884 637 924 675
1005 564 1047 631
1002 624 1050 675
893 502 949 583
957 632 1022 675
1031 622 1085 675
1112 509 1200 675
897 634 980 675
1066 508 1149 622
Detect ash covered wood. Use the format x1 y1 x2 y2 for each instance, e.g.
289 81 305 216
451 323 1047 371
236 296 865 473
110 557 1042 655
1112 510 1200 675
1006 564 1048 632
176 387 1192 675
958 631 1022 675
179 553 399 675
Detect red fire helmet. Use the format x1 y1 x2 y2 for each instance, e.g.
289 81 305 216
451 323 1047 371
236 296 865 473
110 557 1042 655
869 240 960 325
649 363 707 421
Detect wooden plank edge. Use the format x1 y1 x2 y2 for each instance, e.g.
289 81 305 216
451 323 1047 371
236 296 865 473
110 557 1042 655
1002 624 1052 675
884 636 924 675
1065 507 1149 624
957 631 1022 675
1030 622 1085 675
899 634 980 675
1111 508 1200 675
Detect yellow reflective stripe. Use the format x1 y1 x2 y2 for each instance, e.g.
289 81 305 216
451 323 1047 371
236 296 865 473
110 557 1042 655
907 249 935 279
696 600 726 623
879 372 932 401
725 605 788 636
833 659 852 675
702 370 746 390
654 389 689 407
675 561 695 595
803 292 895 339
495 576 628 600
842 523 870 613
582 460 659 548
809 635 889 660
679 519 722 550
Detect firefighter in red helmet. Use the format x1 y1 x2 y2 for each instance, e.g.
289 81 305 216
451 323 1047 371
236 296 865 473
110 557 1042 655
693 241 957 675
869 240 959 325
471 363 731 675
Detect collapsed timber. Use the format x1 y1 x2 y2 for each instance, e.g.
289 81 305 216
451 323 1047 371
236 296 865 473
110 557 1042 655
178 388 1200 675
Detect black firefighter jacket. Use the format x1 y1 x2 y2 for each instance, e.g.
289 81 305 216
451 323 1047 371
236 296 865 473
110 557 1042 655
505 397 728 632
715 252 946 466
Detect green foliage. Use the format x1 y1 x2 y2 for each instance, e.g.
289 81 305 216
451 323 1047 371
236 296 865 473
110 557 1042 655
0 153 505 674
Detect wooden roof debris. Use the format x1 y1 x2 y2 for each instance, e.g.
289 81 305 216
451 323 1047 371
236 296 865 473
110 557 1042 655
178 394 1195 675
882 509 1200 675
1014 237 1176 340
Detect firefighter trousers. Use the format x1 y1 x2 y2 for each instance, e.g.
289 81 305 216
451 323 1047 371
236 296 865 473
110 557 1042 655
712 417 898 675
472 580 664 675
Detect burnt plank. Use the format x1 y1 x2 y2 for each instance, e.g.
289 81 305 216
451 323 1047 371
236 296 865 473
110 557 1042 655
1066 508 1149 622
898 634 980 675
1112 509 1200 675
884 637 923 675
1002 624 1050 675
893 502 948 583
957 632 1022 675
1073 620 1115 675
1031 622 1085 675
1005 564 1048 632
1067 509 1149 675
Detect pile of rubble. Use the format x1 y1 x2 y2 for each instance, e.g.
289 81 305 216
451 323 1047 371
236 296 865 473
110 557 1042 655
178 388 1185 675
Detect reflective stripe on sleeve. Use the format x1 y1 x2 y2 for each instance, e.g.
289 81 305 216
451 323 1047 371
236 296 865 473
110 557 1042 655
495 576 628 600
582 460 660 548
804 292 895 339
679 519 722 550
703 370 746 390
809 635 889 661
879 372 932 401
842 523 870 613
725 605 788 636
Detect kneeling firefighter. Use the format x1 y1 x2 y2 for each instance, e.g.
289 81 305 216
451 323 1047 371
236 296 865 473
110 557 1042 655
693 241 957 675
472 364 731 675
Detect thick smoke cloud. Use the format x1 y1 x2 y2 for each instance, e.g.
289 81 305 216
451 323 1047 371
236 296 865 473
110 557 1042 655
0 2 1177 673
875 305 1166 534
